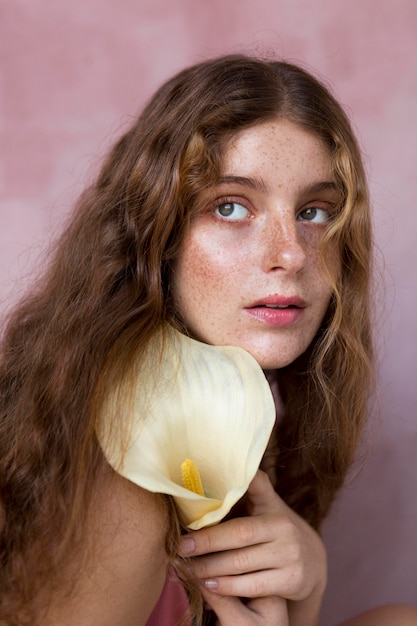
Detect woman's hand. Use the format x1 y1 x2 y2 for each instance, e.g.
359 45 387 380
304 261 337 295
178 470 327 626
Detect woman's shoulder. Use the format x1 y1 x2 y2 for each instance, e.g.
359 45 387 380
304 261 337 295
96 467 170 564
43 467 170 625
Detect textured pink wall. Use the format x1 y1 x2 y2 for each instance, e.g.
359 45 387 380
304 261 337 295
1 1 416 623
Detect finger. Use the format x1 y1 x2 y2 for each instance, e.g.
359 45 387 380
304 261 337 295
201 568 300 600
192 541 284 579
202 588 289 626
178 514 272 557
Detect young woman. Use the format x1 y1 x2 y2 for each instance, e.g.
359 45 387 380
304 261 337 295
0 54 415 626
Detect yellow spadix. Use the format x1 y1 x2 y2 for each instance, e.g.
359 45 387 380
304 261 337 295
97 327 275 529
181 458 205 497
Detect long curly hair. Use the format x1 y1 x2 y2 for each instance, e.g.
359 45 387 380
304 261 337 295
0 54 372 624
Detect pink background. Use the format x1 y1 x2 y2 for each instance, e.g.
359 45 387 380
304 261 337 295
1 1 416 623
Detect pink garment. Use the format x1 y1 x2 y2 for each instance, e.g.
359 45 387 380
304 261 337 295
146 569 190 626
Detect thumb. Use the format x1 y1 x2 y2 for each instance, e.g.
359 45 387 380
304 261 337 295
202 587 289 625
202 590 249 624
246 469 283 516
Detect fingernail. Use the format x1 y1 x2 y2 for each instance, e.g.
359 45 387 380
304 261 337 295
203 579 218 590
178 535 196 556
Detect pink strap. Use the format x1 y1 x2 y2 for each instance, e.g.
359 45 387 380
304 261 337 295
146 568 190 625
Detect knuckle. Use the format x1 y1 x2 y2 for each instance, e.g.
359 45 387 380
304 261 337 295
252 576 270 597
284 562 308 599
287 539 303 565
235 518 255 544
231 550 251 574
280 516 298 540
201 532 214 554
291 561 306 588
286 545 306 586
194 528 214 554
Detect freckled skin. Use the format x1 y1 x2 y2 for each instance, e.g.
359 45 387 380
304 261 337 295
172 119 340 369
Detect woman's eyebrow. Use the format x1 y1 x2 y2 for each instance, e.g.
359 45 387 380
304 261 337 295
217 177 338 195
303 181 339 194
217 175 268 192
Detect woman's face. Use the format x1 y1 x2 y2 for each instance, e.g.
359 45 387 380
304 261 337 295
172 119 340 369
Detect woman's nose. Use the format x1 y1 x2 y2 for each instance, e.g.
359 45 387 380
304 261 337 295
261 217 307 274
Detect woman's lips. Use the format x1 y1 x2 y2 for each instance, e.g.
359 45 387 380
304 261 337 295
245 295 306 326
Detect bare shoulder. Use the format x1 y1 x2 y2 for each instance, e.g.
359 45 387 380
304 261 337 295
92 467 170 576
43 467 170 626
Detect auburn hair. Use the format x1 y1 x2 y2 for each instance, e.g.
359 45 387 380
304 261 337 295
0 54 372 624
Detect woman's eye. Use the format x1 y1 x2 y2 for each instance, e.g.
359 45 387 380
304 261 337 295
298 207 330 223
214 202 250 220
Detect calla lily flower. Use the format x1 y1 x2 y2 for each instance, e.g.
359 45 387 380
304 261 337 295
97 327 275 530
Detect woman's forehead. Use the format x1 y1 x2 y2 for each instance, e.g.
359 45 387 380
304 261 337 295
219 119 334 188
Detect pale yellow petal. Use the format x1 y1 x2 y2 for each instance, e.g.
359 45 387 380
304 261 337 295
97 326 275 528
